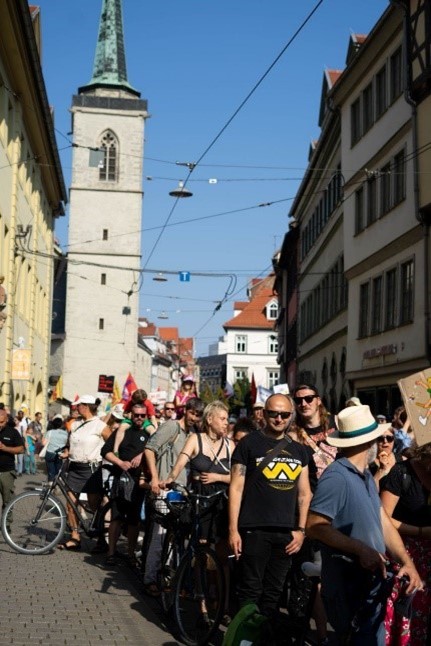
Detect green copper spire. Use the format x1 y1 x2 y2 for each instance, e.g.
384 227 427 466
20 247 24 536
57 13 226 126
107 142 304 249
80 0 140 96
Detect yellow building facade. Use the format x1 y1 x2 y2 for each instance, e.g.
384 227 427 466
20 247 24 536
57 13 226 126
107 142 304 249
0 1 66 415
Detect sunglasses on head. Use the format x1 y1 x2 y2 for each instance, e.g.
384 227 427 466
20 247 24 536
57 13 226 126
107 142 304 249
378 435 394 443
266 410 292 420
293 395 317 405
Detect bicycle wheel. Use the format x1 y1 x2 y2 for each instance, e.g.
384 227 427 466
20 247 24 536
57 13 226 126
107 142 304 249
1 491 66 554
158 529 183 613
90 500 112 538
172 545 225 646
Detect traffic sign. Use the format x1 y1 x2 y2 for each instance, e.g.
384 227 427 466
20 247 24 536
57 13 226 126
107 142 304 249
179 271 191 282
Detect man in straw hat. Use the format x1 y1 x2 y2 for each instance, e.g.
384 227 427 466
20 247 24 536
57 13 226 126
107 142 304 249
306 404 423 645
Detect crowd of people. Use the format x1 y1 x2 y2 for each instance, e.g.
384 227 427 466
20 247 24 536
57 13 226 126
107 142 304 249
0 381 430 645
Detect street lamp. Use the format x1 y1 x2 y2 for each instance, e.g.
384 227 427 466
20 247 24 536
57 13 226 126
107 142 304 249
169 181 193 198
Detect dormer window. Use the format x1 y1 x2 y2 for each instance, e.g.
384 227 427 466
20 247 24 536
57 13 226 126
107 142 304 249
267 301 278 320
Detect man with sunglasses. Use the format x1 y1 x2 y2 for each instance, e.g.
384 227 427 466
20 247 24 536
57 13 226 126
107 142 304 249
229 394 312 616
101 404 149 566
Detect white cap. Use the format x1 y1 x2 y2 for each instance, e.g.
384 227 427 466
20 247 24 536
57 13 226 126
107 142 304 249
75 395 97 405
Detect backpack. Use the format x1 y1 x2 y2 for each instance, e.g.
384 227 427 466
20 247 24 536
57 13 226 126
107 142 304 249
110 470 135 502
222 603 268 646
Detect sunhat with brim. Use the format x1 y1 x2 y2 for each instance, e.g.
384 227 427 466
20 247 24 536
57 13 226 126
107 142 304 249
326 405 391 448
75 395 97 405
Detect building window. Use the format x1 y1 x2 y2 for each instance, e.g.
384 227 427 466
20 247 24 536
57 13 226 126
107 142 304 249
102 228 108 240
367 176 377 226
371 276 383 334
99 318 104 330
385 268 397 329
375 64 387 118
380 163 391 216
355 186 365 234
362 82 374 133
269 336 278 354
359 282 370 338
267 370 279 389
390 47 403 103
234 368 248 382
268 302 278 320
99 130 118 182
400 260 414 324
101 273 106 285
351 98 361 146
393 149 406 205
235 334 247 353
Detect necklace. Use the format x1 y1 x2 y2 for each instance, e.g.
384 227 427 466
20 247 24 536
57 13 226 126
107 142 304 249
207 433 220 443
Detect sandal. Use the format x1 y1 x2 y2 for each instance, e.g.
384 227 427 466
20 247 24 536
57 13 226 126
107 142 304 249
57 538 81 551
143 582 160 597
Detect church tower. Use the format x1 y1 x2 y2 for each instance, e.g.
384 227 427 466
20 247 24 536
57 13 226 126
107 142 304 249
62 0 148 399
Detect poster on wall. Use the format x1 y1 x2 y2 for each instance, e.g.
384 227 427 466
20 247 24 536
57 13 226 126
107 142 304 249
11 349 31 380
398 367 431 447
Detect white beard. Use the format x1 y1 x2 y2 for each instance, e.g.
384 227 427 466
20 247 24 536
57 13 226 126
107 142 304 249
367 443 378 465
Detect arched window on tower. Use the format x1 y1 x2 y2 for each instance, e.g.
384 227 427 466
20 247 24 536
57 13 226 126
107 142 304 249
99 130 118 182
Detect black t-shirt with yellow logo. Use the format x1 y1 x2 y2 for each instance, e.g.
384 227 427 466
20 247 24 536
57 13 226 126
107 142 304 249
232 431 309 530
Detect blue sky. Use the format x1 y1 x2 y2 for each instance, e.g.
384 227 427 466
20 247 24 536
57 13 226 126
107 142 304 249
36 0 388 355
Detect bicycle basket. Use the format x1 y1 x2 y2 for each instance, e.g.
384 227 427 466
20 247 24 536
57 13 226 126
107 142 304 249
150 493 190 528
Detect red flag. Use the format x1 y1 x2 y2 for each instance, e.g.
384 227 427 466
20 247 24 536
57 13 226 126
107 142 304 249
121 372 138 404
251 373 257 405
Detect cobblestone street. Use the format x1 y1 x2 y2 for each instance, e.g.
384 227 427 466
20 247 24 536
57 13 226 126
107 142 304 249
0 471 180 646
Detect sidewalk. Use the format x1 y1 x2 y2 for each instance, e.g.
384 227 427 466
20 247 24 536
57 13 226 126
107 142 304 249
0 470 180 646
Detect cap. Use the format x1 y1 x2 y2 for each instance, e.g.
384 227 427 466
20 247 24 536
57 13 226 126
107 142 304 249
346 396 361 407
253 402 264 409
111 404 124 420
75 395 97 405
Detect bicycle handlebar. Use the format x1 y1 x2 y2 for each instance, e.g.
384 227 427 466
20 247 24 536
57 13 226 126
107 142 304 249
168 481 226 502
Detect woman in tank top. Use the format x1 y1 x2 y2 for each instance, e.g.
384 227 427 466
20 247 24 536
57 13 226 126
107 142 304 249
163 400 234 540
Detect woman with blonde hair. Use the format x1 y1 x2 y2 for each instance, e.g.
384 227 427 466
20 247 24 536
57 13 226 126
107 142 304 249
164 400 234 541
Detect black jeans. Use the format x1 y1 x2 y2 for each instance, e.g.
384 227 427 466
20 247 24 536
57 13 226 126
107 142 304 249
237 528 293 614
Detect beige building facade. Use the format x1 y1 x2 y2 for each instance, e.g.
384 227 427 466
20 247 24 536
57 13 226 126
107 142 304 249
334 6 427 414
0 2 66 415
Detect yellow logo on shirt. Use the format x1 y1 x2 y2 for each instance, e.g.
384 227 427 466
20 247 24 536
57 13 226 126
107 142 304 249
257 451 303 490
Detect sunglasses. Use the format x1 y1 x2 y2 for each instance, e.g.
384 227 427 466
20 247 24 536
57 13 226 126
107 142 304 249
266 410 292 420
133 413 147 418
378 435 394 443
165 408 175 411
293 395 317 405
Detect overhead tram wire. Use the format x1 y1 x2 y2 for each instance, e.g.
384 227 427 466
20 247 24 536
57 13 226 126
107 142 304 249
140 0 326 273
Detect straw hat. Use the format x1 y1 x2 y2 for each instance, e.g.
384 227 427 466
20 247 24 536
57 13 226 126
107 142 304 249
326 405 391 448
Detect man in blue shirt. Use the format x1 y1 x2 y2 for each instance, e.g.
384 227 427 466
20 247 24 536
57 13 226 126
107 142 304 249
306 405 422 645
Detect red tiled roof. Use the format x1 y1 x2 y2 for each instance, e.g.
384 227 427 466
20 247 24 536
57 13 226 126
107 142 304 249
223 275 276 330
29 5 40 20
158 327 179 343
327 69 343 88
354 34 367 45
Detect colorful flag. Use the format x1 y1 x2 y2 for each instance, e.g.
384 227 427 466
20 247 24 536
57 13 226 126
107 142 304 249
112 379 122 404
50 375 63 402
121 372 138 403
257 385 272 404
250 373 257 405
224 382 234 398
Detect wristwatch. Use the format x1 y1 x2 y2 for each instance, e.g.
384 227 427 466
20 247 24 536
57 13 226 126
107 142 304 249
297 527 306 535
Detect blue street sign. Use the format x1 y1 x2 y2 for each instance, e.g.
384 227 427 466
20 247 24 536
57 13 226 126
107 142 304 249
179 271 191 282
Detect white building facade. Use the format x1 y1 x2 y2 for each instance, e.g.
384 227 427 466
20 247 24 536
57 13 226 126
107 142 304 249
62 0 149 400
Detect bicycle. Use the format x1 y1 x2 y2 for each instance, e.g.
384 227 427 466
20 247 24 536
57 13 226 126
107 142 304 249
150 482 226 646
1 456 111 555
